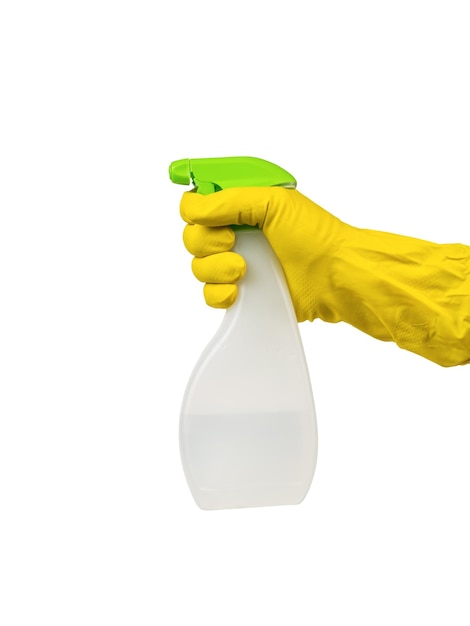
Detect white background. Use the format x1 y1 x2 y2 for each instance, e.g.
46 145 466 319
1 1 469 624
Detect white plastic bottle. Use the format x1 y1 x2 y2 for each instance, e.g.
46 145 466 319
170 157 318 510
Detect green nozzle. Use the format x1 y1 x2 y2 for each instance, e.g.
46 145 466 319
168 156 296 195
169 159 191 185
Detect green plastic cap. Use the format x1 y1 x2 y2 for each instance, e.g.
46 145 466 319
168 156 296 195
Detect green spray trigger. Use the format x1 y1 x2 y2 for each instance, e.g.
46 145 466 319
169 156 297 195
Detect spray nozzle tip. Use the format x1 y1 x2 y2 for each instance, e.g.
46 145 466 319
169 159 191 185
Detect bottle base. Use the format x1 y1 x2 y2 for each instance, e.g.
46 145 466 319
180 410 316 510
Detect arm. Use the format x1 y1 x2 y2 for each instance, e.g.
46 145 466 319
181 186 470 367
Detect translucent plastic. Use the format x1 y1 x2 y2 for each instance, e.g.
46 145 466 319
180 228 318 510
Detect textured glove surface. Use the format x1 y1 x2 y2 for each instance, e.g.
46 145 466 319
180 187 470 366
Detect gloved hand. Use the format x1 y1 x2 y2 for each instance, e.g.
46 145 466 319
180 187 470 367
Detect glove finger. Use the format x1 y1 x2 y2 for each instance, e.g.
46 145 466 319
192 251 246 283
180 187 278 227
203 283 238 308
183 224 235 257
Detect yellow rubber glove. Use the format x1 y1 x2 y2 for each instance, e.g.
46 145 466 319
180 187 470 367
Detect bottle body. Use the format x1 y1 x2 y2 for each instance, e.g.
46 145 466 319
180 228 317 510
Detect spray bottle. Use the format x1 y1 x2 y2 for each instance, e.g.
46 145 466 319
170 156 317 510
